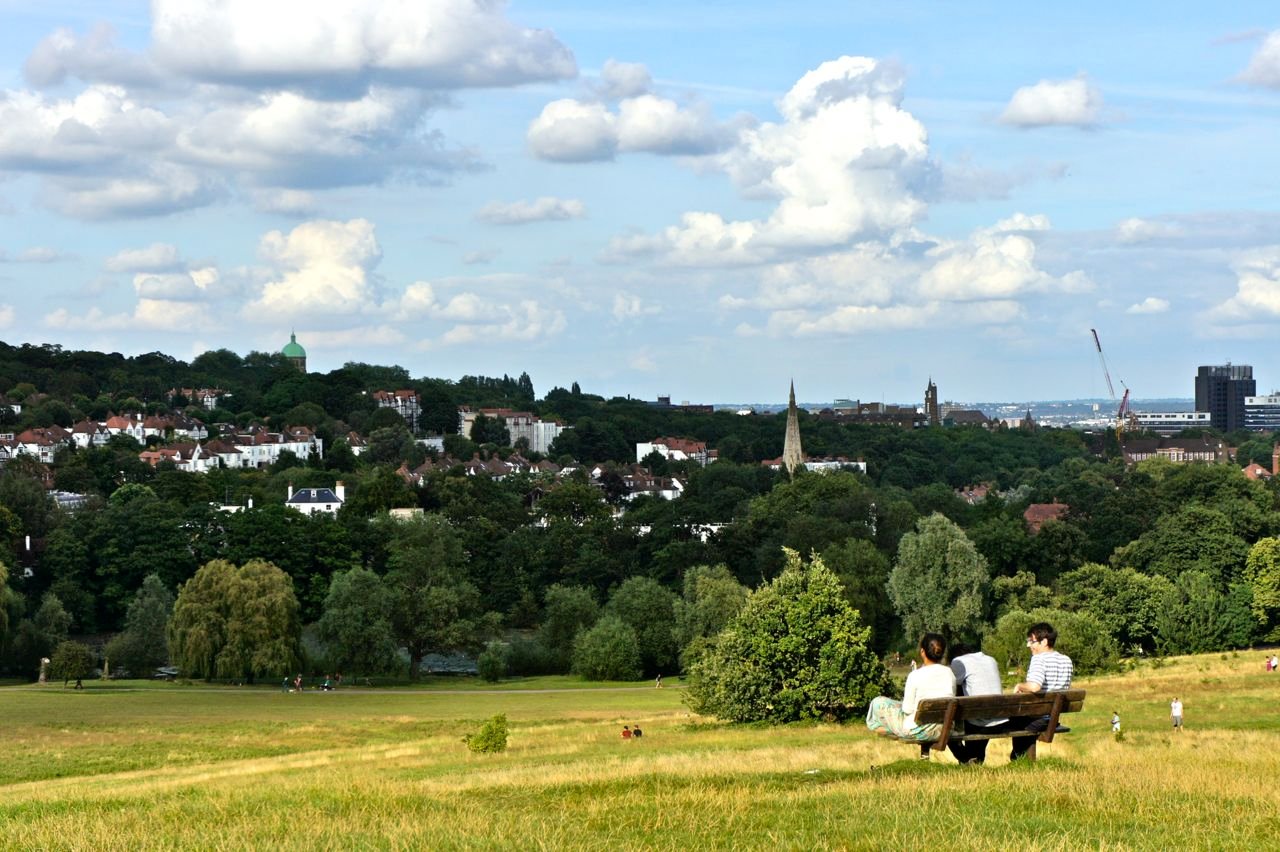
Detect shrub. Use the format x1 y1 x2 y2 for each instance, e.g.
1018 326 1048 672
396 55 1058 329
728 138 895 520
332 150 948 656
477 641 508 683
49 640 95 685
504 635 559 676
984 607 1119 679
684 549 891 723
570 615 643 681
464 714 509 753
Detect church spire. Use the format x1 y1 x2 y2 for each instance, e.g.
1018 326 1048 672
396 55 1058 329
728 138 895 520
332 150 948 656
782 379 804 478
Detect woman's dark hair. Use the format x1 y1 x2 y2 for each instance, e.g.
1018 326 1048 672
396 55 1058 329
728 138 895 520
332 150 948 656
920 632 946 664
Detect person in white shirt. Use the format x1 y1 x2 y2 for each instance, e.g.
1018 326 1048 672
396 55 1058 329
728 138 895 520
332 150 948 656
866 633 957 752
1171 698 1183 731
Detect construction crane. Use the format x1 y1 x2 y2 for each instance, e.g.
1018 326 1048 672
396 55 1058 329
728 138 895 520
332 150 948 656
1091 328 1135 433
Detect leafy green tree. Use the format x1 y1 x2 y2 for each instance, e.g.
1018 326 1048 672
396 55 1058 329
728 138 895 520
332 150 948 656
49 640 95 685
968 514 1030 577
317 567 398 676
1026 519 1087 584
383 515 498 679
367 425 414 464
537 481 610 524
570 614 642 681
0 562 18 645
537 584 600 671
104 574 174 676
1053 563 1173 653
1154 572 1257 655
168 559 301 682
477 640 508 682
685 549 890 723
672 564 749 668
888 513 990 642
1111 505 1249 590
10 593 72 677
820 538 896 655
605 576 679 675
984 607 1118 677
990 570 1053 620
468 412 510 446
1243 537 1280 640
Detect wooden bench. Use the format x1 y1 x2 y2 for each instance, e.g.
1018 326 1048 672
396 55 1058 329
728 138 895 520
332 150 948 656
909 689 1087 761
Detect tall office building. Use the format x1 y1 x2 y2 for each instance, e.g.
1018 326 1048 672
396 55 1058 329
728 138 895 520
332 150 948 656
1195 364 1254 432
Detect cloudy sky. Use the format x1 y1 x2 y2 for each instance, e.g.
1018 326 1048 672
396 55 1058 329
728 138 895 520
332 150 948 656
3 2 1280 404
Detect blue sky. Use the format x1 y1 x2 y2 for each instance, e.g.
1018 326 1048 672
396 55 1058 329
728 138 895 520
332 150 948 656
2 2 1280 404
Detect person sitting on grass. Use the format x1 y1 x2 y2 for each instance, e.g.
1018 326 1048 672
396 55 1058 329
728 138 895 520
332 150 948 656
866 633 957 753
622 726 632 740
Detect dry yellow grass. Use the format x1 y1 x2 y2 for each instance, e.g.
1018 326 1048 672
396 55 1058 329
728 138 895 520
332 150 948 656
2 655 1279 849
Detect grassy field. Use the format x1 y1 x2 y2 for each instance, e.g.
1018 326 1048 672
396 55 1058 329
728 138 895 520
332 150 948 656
2 655 1279 850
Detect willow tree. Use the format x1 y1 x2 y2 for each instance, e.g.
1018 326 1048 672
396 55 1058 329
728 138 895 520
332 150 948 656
888 512 990 642
168 559 300 682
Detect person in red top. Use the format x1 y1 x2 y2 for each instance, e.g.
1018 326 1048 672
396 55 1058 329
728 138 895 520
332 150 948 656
621 726 632 739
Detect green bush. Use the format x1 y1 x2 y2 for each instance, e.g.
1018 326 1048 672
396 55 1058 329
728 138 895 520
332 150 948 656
570 615 643 681
477 641 508 683
984 607 1119 679
464 713 509 753
684 549 891 723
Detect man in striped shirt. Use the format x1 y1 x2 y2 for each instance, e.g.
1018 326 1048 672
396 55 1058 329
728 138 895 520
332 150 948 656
1009 621 1073 761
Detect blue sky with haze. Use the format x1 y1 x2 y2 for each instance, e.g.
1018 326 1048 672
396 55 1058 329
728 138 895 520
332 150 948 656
2 1 1280 403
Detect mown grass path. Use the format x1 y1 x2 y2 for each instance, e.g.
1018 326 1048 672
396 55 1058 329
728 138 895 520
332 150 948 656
2 655 1279 849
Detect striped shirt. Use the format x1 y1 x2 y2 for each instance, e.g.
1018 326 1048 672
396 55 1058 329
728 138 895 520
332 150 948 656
1026 650 1073 691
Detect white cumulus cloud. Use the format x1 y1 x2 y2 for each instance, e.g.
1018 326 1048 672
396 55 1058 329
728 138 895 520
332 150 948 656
1239 30 1280 88
105 243 183 272
1207 250 1280 322
246 218 383 318
149 0 575 92
1126 297 1170 314
999 76 1102 128
1115 217 1184 244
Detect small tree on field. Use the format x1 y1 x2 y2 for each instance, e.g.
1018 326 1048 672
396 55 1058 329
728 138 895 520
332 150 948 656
571 615 643 681
685 549 890 723
50 640 95 685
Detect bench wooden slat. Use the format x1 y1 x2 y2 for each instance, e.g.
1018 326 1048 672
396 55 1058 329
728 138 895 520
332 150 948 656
913 689 1085 725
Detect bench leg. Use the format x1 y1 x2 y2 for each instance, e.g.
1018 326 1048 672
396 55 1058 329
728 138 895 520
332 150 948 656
919 742 932 760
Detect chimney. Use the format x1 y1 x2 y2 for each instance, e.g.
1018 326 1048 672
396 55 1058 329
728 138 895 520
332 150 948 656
247 497 254 509
335 480 345 502
287 482 293 500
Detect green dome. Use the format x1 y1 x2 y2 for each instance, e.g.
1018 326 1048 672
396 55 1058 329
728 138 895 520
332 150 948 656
282 332 306 358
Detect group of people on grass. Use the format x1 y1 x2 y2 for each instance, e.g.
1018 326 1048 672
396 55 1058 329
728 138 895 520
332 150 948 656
1266 654 1279 672
866 622 1073 763
621 725 644 740
282 673 342 692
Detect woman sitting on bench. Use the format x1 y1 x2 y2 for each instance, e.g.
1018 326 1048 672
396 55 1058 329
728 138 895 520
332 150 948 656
866 633 956 746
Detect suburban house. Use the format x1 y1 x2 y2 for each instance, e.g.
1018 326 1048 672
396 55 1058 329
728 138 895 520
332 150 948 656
1024 501 1070 534
167 388 227 410
103 414 146 442
285 482 346 516
635 437 718 466
70 420 113 448
457 407 568 454
372 389 421 431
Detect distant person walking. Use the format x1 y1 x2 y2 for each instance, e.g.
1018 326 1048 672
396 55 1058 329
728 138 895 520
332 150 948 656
1272 654 1279 672
1171 698 1183 731
655 674 662 689
1111 711 1121 734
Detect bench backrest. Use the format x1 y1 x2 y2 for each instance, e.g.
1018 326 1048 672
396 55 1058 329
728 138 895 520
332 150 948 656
913 689 1086 725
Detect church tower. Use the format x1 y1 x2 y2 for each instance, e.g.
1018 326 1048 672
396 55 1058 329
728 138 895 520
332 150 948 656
782 380 804 477
925 378 939 426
